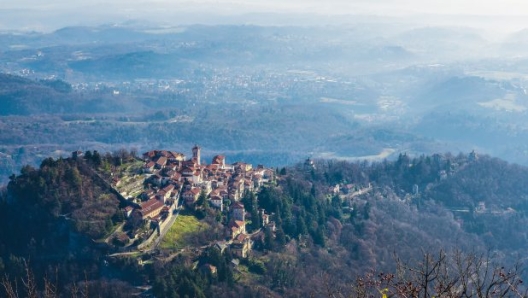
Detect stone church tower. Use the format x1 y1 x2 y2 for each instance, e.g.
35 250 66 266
192 144 201 165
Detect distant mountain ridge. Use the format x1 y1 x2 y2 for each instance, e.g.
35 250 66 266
0 73 71 115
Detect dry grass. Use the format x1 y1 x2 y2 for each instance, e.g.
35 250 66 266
159 213 208 250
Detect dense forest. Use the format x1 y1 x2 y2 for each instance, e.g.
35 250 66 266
1 151 528 297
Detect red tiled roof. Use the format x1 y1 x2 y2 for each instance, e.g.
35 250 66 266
211 195 223 201
212 155 225 164
229 220 245 228
169 151 185 159
140 199 164 217
156 156 167 165
235 233 248 242
143 151 156 159
163 184 175 192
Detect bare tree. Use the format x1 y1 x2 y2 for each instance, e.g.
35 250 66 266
1 275 19 298
43 276 57 298
21 261 37 298
350 250 527 298
1 260 39 298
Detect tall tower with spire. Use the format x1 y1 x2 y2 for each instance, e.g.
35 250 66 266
192 144 201 165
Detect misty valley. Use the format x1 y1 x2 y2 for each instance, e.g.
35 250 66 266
3 24 528 182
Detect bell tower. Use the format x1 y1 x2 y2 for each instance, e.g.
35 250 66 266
192 144 201 165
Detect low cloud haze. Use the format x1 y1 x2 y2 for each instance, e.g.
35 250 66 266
2 0 528 32
3 0 528 15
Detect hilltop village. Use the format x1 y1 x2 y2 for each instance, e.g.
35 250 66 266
110 145 276 257
7 144 524 297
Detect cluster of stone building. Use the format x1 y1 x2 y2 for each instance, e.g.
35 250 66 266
125 145 276 257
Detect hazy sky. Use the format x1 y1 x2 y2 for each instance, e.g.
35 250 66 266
1 0 528 31
2 0 528 15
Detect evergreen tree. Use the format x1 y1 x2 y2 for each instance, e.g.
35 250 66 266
312 226 325 247
296 214 307 237
92 150 102 167
251 207 261 230
264 228 275 251
363 201 371 220
84 150 93 161
280 167 287 175
197 189 208 210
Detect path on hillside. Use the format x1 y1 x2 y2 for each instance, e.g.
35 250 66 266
107 251 140 257
103 222 126 244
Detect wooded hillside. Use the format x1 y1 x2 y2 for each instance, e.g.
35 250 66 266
2 151 528 297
